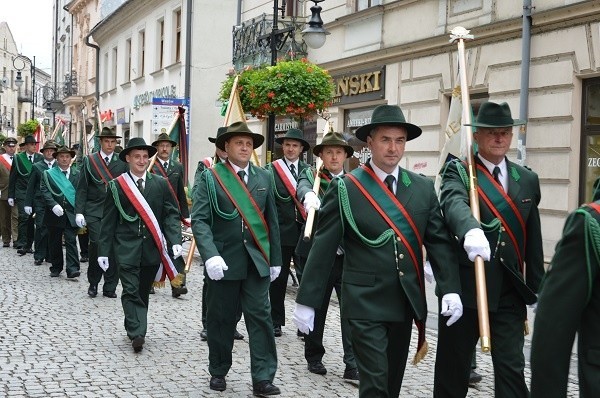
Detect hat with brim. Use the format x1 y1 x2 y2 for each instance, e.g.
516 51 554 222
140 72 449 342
20 135 39 146
40 140 58 153
119 137 157 161
466 102 525 128
313 131 354 157
355 105 422 142
3 137 17 147
52 146 76 159
275 128 310 152
151 132 177 147
216 121 264 151
98 127 122 139
208 127 229 144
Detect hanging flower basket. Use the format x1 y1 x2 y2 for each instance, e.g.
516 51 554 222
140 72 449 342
220 58 335 120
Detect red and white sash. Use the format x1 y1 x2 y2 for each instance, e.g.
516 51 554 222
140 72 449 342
272 159 307 220
115 173 179 283
0 155 11 171
201 157 213 168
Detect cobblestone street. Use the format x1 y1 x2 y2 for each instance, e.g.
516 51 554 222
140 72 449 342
0 244 579 397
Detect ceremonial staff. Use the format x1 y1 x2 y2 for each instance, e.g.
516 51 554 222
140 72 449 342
302 157 323 242
451 26 491 352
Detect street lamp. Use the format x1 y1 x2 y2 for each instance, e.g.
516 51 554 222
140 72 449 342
302 0 330 49
13 55 36 117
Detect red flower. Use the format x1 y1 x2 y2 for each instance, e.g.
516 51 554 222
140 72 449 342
268 92 276 99
308 102 315 109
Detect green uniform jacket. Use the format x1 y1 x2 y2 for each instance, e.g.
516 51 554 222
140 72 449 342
440 157 544 310
296 163 460 321
265 160 310 246
191 163 282 280
98 173 181 266
75 153 128 221
530 205 600 398
8 152 43 200
25 160 56 209
40 167 80 228
151 159 189 218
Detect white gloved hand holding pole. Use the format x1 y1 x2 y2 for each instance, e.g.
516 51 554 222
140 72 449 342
205 256 228 281
172 244 183 258
463 228 491 262
424 260 434 284
24 206 33 215
75 213 86 228
303 191 321 213
8 198 14 207
293 303 315 335
270 266 281 282
52 205 64 217
98 257 109 272
441 293 463 326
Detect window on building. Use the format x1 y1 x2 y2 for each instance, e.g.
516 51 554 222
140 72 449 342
125 39 132 82
174 9 181 63
103 52 109 91
157 19 164 70
139 30 145 77
580 77 600 202
112 47 118 89
286 0 299 17
356 0 382 11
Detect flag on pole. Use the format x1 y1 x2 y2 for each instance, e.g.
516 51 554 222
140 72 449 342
168 106 189 184
33 122 44 152
52 117 66 146
222 75 246 125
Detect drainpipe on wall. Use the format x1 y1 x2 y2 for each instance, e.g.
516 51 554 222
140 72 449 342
517 0 533 166
184 0 193 101
85 33 100 103
237 0 242 25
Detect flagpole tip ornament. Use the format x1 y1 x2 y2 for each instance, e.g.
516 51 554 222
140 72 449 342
275 128 310 152
119 137 157 161
215 121 265 151
449 26 474 43
355 104 422 142
151 133 177 147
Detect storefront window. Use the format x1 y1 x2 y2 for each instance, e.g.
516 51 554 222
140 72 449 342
580 78 600 202
344 106 377 170
272 115 316 165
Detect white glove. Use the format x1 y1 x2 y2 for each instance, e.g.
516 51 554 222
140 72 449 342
463 228 491 262
205 255 228 281
7 198 14 207
52 204 64 217
75 213 86 228
98 256 109 272
424 260 434 284
24 206 33 215
293 303 315 335
172 244 183 258
303 191 321 213
270 266 281 282
441 293 463 326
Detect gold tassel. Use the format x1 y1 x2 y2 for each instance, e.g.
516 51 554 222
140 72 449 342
153 281 166 288
77 226 88 235
170 273 185 288
412 340 429 365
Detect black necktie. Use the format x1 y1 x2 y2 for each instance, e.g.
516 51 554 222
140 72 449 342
290 164 298 180
163 161 168 169
10 156 13 161
237 170 246 185
137 178 144 194
62 170 68 178
28 155 33 163
105 156 110 165
384 175 395 194
492 166 501 185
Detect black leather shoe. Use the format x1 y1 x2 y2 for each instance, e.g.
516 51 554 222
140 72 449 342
343 367 359 381
171 286 188 298
87 285 98 297
149 286 155 294
79 257 88 263
50 271 60 277
200 329 207 341
297 329 305 339
34 260 43 265
103 291 117 298
210 376 226 391
132 336 145 353
252 380 280 396
67 272 80 279
17 248 26 255
307 361 327 375
273 326 282 337
469 370 482 384
234 329 244 340
26 248 33 254
3 242 10 247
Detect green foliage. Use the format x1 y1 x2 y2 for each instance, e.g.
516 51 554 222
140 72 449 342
220 59 335 120
0 134 6 145
17 119 39 137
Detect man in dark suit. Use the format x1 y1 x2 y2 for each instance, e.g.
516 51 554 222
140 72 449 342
265 128 311 337
40 146 81 278
295 131 358 381
151 132 190 298
0 137 18 247
71 143 89 263
24 140 58 265
75 127 128 298
530 201 600 398
8 134 43 254
98 137 182 353
434 102 545 398
191 121 282 396
294 105 462 397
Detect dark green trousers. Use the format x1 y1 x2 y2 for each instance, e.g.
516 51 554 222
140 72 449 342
15 199 34 249
33 206 48 262
206 262 277 383
47 224 79 276
119 261 159 340
87 219 119 293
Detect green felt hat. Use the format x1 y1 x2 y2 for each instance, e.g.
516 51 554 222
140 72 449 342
208 126 229 144
215 121 264 151
313 131 354 157
20 135 39 146
98 127 121 139
119 137 157 161
40 140 58 153
151 133 177 147
275 128 310 152
355 105 422 142
52 146 76 158
466 102 525 128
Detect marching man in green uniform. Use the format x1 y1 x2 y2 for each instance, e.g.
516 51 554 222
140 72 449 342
8 134 43 254
24 140 58 265
530 202 600 397
151 132 190 298
191 121 282 396
264 128 311 337
98 137 183 353
434 101 545 398
294 105 462 397
0 137 19 248
40 146 81 278
295 131 358 381
75 127 128 298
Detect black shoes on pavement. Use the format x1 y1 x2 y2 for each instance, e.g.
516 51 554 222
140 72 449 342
252 380 280 396
200 329 207 341
171 286 188 298
307 361 327 375
209 376 226 391
343 367 359 381
87 285 98 297
200 329 244 341
132 336 145 353
469 370 482 384
103 291 117 298
273 325 282 337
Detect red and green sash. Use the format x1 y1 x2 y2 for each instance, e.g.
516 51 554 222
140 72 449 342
46 167 76 208
272 159 307 221
114 173 179 283
475 163 526 271
87 153 116 186
0 155 11 171
15 152 33 176
211 162 271 264
305 168 332 199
